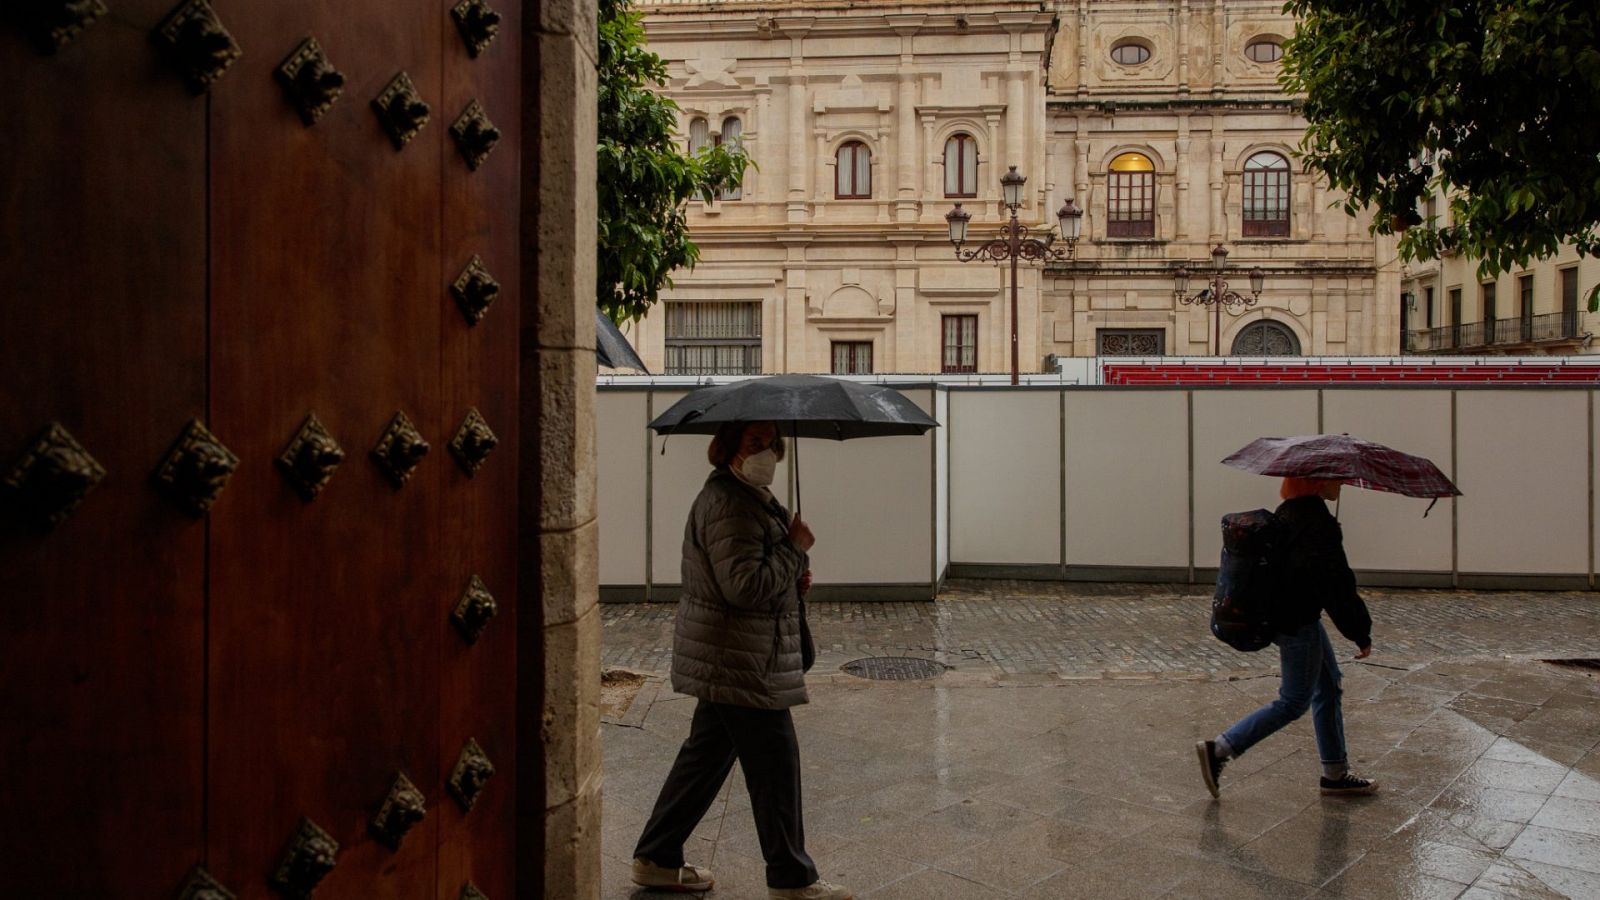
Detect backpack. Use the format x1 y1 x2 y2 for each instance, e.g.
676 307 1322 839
1211 509 1285 652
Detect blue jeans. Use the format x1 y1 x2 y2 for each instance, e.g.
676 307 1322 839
1222 620 1347 768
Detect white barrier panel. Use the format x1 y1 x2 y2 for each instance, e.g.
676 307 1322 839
935 389 951 579
597 391 648 588
1064 391 1190 569
794 388 934 586
1457 391 1588 575
1192 391 1320 568
1323 391 1454 573
598 384 1599 593
948 390 1061 565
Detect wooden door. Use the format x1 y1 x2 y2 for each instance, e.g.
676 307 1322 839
2 1 520 895
0 2 208 893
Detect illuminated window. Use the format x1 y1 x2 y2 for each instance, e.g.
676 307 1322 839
1107 152 1155 238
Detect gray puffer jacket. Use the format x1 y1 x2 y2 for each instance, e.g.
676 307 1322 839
671 467 809 709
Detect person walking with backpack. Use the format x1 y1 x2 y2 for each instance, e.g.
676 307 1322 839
1197 476 1378 799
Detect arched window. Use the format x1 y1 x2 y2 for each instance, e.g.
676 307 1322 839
719 118 743 200
836 141 871 199
1232 320 1301 356
1243 152 1290 237
1107 152 1155 237
687 117 709 153
944 133 978 198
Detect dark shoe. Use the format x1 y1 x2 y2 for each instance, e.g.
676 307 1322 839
1320 772 1378 796
1196 740 1227 798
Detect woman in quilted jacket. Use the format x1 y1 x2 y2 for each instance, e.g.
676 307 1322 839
631 421 851 900
1196 476 1379 800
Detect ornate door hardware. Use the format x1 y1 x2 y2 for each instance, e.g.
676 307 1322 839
447 738 495 812
371 411 430 488
452 575 498 644
275 37 344 126
3 422 105 530
450 0 500 58
152 0 241 93
450 255 499 325
369 772 427 850
448 408 498 476
152 419 238 516
372 72 430 150
449 100 500 171
268 817 338 899
16 0 108 53
175 866 236 900
276 414 344 502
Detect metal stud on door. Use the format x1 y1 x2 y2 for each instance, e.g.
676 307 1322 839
3 422 106 530
152 419 239 516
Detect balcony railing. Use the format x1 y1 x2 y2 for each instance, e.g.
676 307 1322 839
1405 310 1584 353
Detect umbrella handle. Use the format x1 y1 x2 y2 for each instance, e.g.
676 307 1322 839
790 420 801 518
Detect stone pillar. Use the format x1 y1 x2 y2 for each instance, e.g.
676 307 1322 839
1211 0 1226 95
1208 117 1225 242
524 0 601 896
896 73 918 222
786 75 809 223
1005 70 1025 173
1177 0 1191 92
1175 114 1191 240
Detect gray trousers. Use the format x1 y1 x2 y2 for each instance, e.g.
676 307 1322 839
634 699 819 890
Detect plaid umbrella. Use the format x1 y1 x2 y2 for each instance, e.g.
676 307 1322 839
1221 434 1461 501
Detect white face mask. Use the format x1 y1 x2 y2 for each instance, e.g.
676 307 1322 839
736 448 778 487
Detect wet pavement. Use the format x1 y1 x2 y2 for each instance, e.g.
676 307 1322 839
600 583 1600 898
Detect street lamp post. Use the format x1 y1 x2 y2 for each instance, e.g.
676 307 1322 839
1173 244 1266 356
946 166 1082 385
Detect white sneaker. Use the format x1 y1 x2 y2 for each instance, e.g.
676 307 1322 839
769 880 853 900
631 857 714 892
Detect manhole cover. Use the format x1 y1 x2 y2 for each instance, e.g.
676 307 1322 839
1542 658 1600 671
840 656 946 681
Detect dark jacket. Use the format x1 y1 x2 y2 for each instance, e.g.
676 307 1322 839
1269 495 1373 648
670 467 810 709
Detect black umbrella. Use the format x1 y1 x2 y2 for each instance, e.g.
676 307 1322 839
648 374 938 512
596 310 648 372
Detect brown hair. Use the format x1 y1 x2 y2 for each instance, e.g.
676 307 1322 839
706 421 786 468
1281 476 1337 500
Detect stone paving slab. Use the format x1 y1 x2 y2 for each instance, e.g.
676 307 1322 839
601 583 1600 898
603 581 1600 680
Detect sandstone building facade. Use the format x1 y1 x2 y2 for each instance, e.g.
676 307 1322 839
626 0 1403 375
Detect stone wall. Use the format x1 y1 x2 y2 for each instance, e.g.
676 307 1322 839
524 0 602 896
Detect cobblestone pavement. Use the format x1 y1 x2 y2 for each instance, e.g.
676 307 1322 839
600 583 1600 898
602 580 1600 680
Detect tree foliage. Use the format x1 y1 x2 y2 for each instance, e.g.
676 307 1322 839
597 0 750 322
1282 0 1600 305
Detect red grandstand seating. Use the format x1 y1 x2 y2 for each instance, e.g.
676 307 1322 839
1102 362 1600 386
